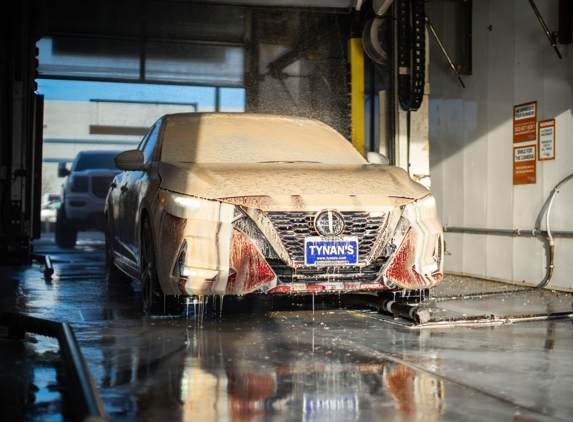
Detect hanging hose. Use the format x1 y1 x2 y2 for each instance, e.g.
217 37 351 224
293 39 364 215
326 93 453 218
437 172 573 300
534 172 573 290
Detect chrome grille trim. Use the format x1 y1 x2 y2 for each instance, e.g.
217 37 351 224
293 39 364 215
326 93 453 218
266 211 386 265
92 176 114 199
265 257 387 284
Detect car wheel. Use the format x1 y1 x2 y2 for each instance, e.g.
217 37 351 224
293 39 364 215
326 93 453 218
141 218 184 316
105 217 132 284
55 204 77 248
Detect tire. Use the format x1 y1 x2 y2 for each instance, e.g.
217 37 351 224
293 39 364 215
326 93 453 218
105 217 132 284
55 204 77 248
141 218 184 316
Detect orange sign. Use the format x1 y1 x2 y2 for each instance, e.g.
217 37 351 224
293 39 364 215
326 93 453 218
513 145 536 185
513 101 537 143
538 119 555 160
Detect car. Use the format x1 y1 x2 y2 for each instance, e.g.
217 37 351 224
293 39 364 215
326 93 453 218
55 150 121 247
40 193 62 226
41 201 59 224
105 113 444 316
40 199 61 232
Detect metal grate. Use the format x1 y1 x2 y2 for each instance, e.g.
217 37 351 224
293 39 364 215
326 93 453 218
92 176 114 199
266 211 386 264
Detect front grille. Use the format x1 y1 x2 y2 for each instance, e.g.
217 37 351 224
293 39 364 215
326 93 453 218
92 176 114 199
267 257 386 284
266 211 386 264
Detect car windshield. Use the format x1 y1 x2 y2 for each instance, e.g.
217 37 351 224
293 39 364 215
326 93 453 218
74 152 118 171
161 114 367 165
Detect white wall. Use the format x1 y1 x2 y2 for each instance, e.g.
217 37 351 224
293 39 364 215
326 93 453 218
428 0 573 291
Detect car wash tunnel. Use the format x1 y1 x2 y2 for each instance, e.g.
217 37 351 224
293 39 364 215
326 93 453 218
1 1 573 421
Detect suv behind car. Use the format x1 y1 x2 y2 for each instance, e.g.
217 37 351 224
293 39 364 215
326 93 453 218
55 150 120 247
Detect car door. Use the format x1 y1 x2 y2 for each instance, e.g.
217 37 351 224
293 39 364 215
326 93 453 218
107 165 129 258
119 122 162 266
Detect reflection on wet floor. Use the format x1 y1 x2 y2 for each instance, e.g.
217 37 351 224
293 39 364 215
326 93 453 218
1 232 573 421
88 298 569 422
134 309 450 422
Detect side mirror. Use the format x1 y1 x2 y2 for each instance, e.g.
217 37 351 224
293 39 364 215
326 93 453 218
57 162 70 177
114 150 150 171
367 151 390 165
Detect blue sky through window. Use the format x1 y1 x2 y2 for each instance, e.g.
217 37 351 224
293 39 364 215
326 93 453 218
37 79 245 111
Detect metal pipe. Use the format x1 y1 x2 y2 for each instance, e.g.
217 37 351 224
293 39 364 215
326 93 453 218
443 226 573 238
0 312 108 422
441 172 573 297
544 173 573 244
376 299 431 324
31 253 54 278
496 310 573 323
421 311 573 327
388 1 396 166
528 0 563 59
433 288 535 302
533 173 573 290
44 254 53 276
425 16 466 88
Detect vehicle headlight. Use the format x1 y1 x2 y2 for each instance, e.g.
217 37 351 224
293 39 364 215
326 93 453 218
402 194 443 275
402 194 438 223
158 189 235 222
70 175 89 192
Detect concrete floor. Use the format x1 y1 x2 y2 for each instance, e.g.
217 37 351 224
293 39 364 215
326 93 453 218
1 232 572 421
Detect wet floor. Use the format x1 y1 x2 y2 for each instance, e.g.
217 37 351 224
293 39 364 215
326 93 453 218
1 232 573 421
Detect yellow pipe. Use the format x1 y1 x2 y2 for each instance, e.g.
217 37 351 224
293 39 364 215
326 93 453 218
348 37 365 155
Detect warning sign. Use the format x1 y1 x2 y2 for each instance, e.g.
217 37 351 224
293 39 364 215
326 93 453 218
538 119 555 160
513 145 536 185
513 101 537 143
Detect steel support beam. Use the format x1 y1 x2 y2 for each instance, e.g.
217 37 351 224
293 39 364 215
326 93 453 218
349 38 365 155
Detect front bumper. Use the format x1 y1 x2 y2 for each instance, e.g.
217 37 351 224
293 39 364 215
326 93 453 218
152 193 443 296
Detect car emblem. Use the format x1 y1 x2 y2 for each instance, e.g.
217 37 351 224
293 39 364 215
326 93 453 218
314 210 345 237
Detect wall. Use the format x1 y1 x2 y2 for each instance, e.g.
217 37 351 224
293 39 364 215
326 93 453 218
428 0 573 291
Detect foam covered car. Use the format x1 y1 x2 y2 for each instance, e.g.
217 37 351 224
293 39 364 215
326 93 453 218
105 113 443 315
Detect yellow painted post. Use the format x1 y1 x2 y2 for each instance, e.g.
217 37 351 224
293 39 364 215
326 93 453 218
348 38 365 155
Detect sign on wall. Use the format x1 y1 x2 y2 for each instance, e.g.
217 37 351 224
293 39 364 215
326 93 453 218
513 101 537 143
538 119 555 160
513 145 537 185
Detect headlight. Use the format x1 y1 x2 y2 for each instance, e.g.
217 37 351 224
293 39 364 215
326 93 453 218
70 175 89 192
402 194 438 223
158 189 235 222
402 194 443 275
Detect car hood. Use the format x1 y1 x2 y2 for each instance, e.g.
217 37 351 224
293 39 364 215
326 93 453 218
158 162 430 211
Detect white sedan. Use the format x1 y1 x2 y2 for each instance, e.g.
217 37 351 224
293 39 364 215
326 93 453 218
105 113 443 315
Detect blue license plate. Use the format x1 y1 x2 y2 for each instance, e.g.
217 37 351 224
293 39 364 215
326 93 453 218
304 236 358 266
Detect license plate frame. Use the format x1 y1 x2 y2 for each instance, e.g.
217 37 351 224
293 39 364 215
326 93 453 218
304 236 358 266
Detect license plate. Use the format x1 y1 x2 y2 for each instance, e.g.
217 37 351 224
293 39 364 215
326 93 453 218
304 236 358 266
303 394 359 421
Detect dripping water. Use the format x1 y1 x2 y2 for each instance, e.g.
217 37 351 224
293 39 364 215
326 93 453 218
186 296 199 319
312 293 315 321
197 295 203 326
219 294 224 322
